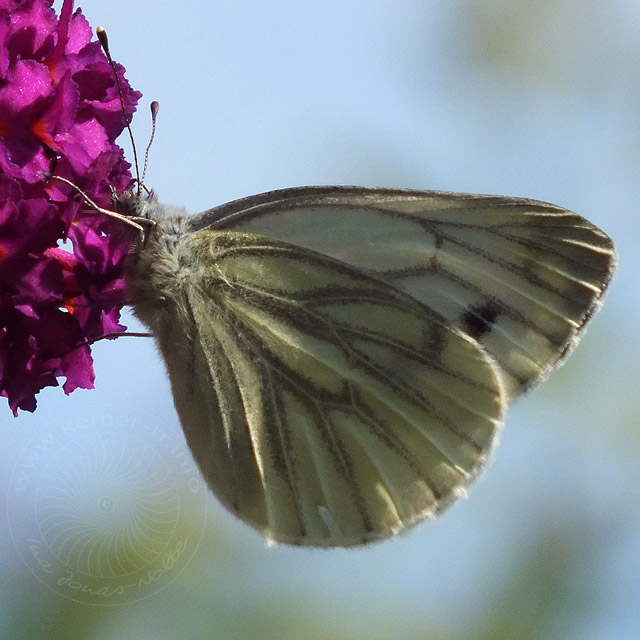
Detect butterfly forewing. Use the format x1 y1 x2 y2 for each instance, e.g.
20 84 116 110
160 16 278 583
190 187 615 400
140 230 505 546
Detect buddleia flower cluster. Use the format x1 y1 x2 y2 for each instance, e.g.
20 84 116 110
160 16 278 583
0 0 140 414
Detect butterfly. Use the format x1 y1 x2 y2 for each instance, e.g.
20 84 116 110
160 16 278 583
110 184 616 547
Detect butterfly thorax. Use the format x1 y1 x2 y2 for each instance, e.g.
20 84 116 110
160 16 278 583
122 196 196 333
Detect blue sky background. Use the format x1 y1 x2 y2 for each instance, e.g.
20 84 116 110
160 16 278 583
1 1 639 638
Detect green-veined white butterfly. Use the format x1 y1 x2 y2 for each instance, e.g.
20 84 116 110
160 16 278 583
113 185 615 547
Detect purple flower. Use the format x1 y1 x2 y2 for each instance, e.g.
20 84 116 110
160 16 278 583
0 0 141 415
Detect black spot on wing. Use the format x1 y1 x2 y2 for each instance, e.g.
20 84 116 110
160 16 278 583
460 303 500 340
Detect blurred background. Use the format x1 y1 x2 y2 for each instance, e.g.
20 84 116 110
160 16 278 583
2 0 638 638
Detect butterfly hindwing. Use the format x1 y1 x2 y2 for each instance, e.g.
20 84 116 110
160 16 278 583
148 230 505 546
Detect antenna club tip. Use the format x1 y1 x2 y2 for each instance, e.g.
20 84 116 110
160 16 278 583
96 26 109 51
150 101 160 116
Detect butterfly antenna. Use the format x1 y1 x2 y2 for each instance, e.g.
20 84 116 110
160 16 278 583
140 101 159 191
96 26 141 195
